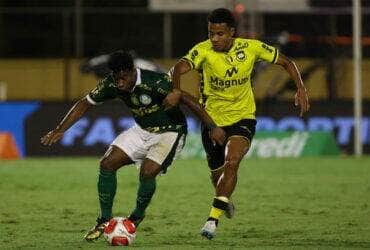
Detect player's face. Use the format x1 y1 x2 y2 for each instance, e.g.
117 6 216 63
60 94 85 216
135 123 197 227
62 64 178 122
113 69 136 91
208 22 235 52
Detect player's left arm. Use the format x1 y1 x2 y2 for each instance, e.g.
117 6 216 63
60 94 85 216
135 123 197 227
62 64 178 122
180 91 225 146
275 53 310 117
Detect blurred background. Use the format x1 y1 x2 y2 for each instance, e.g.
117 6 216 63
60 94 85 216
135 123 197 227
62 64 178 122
0 0 369 159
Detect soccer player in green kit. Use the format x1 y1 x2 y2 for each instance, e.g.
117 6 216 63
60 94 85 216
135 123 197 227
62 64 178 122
41 50 226 241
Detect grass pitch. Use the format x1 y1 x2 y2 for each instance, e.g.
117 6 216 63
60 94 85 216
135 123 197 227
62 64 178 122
1 157 370 249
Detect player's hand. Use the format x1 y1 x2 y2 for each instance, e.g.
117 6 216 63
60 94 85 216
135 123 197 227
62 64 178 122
41 129 64 146
210 127 226 146
294 87 310 117
163 89 182 110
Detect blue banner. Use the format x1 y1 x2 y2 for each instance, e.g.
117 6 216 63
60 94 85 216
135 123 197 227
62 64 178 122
0 102 40 157
15 100 370 156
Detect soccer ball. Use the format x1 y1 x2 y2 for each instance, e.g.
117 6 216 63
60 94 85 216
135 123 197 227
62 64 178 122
103 217 136 246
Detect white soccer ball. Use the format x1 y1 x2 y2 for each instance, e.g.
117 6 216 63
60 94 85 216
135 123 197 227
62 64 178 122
103 217 136 246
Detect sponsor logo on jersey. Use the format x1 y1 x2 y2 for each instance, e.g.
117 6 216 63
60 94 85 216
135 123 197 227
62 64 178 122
236 51 246 62
210 76 248 89
157 88 168 95
225 67 239 77
234 42 248 51
139 94 152 105
131 104 160 116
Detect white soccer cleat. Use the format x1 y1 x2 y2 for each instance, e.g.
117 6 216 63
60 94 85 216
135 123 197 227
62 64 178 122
224 201 235 219
200 220 217 240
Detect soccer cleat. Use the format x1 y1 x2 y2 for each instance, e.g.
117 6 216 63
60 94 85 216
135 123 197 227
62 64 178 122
224 201 235 219
128 214 145 228
200 220 217 240
84 217 110 242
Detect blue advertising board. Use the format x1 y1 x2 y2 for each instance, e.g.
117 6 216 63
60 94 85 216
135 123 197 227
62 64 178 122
0 101 368 157
0 102 40 157
25 101 369 156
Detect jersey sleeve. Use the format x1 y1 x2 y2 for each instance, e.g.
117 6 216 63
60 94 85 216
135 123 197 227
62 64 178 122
87 77 116 105
251 40 279 64
182 43 206 70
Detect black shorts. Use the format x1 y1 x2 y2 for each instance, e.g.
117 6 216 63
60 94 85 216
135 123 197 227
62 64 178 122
201 119 257 171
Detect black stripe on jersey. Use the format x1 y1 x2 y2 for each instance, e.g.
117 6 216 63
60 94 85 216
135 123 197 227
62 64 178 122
272 48 278 63
181 57 195 69
199 70 207 106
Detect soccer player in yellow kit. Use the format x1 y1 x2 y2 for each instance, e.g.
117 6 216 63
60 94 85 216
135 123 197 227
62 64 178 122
164 8 310 239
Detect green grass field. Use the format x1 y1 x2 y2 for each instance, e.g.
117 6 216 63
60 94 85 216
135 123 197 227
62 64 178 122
1 157 370 249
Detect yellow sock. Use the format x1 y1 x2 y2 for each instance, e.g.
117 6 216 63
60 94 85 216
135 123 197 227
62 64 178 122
209 196 229 220
209 207 223 220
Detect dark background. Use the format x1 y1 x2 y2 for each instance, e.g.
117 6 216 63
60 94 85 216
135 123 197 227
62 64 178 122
0 0 369 58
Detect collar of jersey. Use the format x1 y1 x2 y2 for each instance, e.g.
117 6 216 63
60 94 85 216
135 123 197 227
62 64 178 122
225 39 236 53
216 38 236 54
135 68 142 85
131 68 142 92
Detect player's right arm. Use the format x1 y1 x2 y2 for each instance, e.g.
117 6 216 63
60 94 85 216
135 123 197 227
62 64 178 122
171 59 192 90
41 97 93 146
180 91 225 146
41 77 115 146
163 42 205 109
162 59 192 109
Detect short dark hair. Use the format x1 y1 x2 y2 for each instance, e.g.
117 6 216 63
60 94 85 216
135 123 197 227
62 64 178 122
107 50 134 73
207 8 236 28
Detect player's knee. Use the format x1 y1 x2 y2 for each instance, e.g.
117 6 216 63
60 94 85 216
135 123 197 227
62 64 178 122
140 160 162 180
140 167 156 180
100 157 116 171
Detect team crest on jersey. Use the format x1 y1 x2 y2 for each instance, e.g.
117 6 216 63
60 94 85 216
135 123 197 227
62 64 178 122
236 51 246 62
131 95 140 106
139 94 152 105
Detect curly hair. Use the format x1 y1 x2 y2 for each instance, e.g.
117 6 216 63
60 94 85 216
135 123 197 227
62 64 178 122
207 8 236 28
107 50 134 73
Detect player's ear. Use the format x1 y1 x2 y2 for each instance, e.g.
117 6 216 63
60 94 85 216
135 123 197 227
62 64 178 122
230 27 235 37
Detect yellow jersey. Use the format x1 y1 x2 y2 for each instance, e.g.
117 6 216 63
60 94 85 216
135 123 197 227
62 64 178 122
183 38 279 126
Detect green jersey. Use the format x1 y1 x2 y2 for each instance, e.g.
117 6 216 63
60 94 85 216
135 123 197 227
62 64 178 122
87 68 187 134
